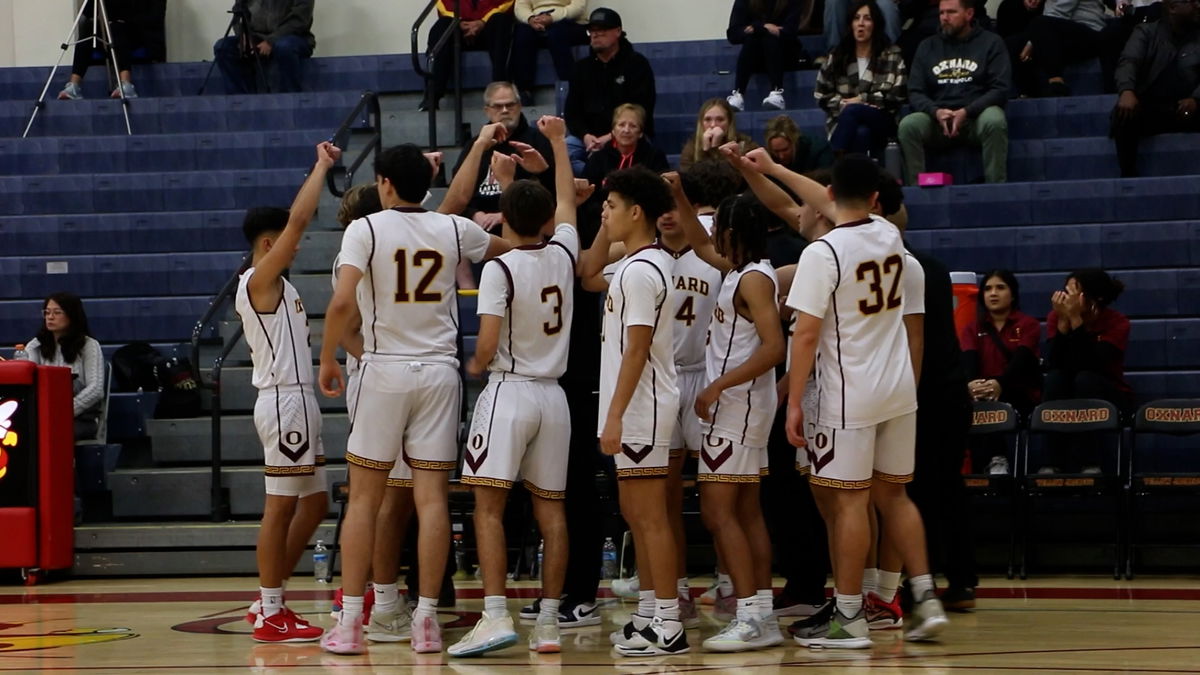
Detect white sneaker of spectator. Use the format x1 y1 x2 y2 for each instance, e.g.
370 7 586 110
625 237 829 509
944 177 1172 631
762 89 785 110
727 90 745 112
987 456 1009 475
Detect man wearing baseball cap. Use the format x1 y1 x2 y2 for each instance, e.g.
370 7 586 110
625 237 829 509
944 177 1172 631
562 7 658 174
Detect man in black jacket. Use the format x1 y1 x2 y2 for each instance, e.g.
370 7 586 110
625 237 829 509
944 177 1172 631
897 0 1011 184
1110 0 1200 177
213 0 315 93
563 8 657 175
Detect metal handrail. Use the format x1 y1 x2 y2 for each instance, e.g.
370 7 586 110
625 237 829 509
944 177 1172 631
410 0 464 150
325 91 383 198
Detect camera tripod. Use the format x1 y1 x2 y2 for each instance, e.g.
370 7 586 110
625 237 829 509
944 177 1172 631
23 0 133 138
197 0 270 96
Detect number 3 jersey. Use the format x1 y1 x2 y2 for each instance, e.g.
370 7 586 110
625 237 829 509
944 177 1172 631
476 224 579 381
338 207 491 367
785 214 918 429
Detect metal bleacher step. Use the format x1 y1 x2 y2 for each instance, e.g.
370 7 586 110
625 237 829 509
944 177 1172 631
201 367 346 412
146 414 349 464
74 520 338 577
108 465 347 519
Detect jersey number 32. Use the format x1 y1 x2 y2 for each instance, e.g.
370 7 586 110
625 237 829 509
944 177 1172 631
856 254 902 316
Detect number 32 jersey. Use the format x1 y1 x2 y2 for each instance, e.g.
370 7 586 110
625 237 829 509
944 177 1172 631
785 214 917 429
476 224 579 380
338 207 490 366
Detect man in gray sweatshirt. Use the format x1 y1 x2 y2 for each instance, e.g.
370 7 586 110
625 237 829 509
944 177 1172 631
214 0 316 94
898 0 1011 184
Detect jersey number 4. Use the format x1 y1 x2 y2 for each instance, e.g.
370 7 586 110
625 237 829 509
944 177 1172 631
856 255 902 315
394 249 443 303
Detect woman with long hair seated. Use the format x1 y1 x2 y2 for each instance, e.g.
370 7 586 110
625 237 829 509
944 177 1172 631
679 98 757 172
18 292 105 440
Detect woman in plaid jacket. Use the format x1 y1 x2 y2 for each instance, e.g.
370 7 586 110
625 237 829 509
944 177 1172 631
814 0 908 159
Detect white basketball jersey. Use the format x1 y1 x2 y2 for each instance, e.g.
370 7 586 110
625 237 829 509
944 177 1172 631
902 251 926 316
477 224 579 381
331 254 360 377
338 208 491 366
663 244 721 370
705 260 778 448
235 268 313 390
598 245 679 445
785 214 917 429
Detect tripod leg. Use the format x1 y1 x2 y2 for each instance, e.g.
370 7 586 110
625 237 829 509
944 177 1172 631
95 0 132 134
23 1 92 137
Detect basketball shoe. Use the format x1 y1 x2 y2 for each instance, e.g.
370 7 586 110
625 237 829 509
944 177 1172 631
615 616 690 656
411 612 443 653
319 619 364 654
679 594 700 629
702 617 768 652
793 607 873 649
252 610 323 643
528 617 562 653
447 613 518 657
904 589 949 642
611 575 640 600
366 604 412 643
866 591 904 630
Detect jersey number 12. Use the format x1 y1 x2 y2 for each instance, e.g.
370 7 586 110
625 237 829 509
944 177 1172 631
394 249 444 303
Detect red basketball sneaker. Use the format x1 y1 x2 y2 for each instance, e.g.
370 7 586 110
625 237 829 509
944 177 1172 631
253 610 324 643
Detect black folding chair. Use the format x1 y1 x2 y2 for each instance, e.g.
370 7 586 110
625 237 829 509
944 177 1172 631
963 400 1021 579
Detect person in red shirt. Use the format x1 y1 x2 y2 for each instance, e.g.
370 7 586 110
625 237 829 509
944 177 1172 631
421 1 516 111
1042 268 1133 473
959 269 1042 474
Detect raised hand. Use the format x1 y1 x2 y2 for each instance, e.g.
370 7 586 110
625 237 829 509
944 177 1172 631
315 141 341 168
573 178 596 205
490 152 518 186
509 141 549 174
740 146 779 174
476 122 509 149
537 115 567 141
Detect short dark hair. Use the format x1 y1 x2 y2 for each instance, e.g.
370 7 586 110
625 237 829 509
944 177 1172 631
604 166 674 226
500 179 555 237
1068 268 1125 308
945 0 977 10
242 206 289 244
831 155 881 206
876 168 904 218
681 160 741 209
374 144 432 204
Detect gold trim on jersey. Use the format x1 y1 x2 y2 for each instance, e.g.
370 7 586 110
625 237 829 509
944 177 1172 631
795 462 812 476
697 473 760 484
264 465 317 476
669 447 687 459
688 449 700 459
808 475 872 490
759 467 770 476
873 470 913 484
616 466 670 479
315 455 327 466
523 480 566 500
461 476 515 490
406 457 458 471
386 478 414 488
346 452 396 471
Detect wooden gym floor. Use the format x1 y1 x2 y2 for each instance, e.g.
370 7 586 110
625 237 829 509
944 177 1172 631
2 575 1199 673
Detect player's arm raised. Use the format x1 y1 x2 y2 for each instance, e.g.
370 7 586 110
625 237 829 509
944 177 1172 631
737 146 836 224
439 122 508 216
539 115 591 229
247 142 340 310
695 272 785 421
664 171 732 273
720 142 803 231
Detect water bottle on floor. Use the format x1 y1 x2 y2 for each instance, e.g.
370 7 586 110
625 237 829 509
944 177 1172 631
313 539 329 582
453 534 471 581
601 537 618 579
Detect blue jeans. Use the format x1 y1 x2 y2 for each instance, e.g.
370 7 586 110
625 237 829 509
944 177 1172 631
214 34 312 94
830 103 896 157
825 0 901 51
566 134 588 176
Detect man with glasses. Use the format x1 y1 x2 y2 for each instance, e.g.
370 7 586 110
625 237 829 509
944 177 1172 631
563 8 658 175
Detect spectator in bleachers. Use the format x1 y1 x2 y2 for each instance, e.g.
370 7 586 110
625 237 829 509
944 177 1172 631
511 0 590 106
725 0 804 111
815 0 908 161
959 269 1042 474
996 0 1043 38
564 8 657 175
1110 0 1200 177
449 82 555 231
213 0 315 94
898 0 1011 184
17 293 105 441
1118 0 1165 24
57 0 161 100
898 0 994 65
679 98 757 171
1043 268 1133 472
420 1 516 111
1007 0 1120 97
764 114 835 171
579 103 667 228
827 0 902 54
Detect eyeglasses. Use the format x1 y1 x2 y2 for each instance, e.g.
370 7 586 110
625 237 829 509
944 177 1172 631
43 309 64 317
485 101 519 111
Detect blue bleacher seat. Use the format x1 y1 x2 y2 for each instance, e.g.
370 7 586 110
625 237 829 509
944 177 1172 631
1030 180 1114 225
1100 221 1194 269
0 296 214 344
1114 177 1200 223
949 182 1031 228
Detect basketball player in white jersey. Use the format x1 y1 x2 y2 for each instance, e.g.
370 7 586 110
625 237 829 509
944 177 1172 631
447 116 582 657
318 143 512 655
236 142 338 643
577 166 687 656
666 175 787 652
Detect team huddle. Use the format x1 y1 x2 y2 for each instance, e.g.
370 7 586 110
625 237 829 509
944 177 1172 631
233 115 948 658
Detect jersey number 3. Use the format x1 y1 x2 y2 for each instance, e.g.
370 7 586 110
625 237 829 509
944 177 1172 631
856 255 902 315
394 249 444 303
541 286 564 335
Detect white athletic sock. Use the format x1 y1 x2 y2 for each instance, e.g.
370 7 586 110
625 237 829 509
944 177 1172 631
835 592 863 618
539 597 561 622
339 595 364 626
862 568 879 597
415 595 438 618
677 577 690 600
260 587 283 618
911 573 935 599
374 583 399 615
280 579 288 592
735 596 757 622
483 595 508 619
637 590 655 618
877 571 902 603
717 572 734 596
655 597 680 622
756 589 774 619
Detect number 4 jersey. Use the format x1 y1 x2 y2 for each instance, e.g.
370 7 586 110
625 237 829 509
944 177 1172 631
338 207 491 367
476 223 579 380
786 214 921 429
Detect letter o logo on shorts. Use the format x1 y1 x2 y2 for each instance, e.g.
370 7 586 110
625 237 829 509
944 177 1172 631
471 434 484 450
285 431 303 446
815 433 828 450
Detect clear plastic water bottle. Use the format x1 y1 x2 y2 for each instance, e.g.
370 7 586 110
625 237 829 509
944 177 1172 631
453 533 471 580
536 539 544 581
601 537 618 579
313 539 329 582
12 344 27 360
